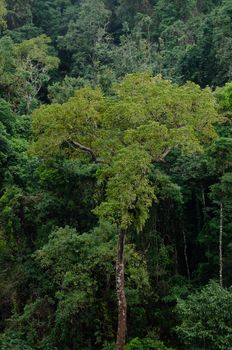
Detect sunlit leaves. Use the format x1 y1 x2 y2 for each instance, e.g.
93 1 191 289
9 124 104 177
32 72 219 231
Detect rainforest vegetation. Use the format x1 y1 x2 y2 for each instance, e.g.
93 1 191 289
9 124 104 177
0 0 232 349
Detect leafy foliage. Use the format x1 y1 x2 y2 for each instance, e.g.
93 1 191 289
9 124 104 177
176 281 232 349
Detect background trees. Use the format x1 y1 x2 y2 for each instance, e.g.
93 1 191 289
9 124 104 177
0 35 59 113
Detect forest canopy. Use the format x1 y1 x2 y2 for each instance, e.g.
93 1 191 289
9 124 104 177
0 1 232 350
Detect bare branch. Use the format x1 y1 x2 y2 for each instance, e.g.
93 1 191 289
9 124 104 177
67 139 109 165
67 139 97 162
157 147 172 162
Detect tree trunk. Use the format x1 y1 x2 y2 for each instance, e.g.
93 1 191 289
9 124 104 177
195 192 201 234
116 229 127 350
183 231 190 280
219 202 223 288
174 245 178 275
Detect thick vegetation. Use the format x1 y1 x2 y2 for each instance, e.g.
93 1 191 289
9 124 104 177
0 1 232 350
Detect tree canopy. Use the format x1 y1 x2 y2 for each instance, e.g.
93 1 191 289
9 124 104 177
0 1 232 349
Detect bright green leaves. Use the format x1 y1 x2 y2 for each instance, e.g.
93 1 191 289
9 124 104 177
30 103 68 156
95 147 155 231
15 35 59 70
125 337 174 350
114 74 218 144
31 87 104 158
216 82 232 112
32 73 219 159
124 122 169 159
32 73 219 232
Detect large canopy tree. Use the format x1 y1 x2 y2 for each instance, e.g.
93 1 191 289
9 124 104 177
31 72 219 350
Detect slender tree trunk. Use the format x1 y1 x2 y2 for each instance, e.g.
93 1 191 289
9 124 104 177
116 229 127 350
195 192 201 234
219 202 223 288
201 185 207 222
201 186 206 210
174 245 178 275
182 231 190 281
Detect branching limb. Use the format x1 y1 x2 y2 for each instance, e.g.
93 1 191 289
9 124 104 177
157 147 172 162
68 139 97 162
66 139 109 165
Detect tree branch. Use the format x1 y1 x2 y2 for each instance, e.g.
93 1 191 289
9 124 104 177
67 139 109 164
157 147 172 162
67 139 97 162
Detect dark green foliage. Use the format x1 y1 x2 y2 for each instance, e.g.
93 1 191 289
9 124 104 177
1 224 150 349
48 76 88 103
0 99 15 186
2 0 226 87
0 334 35 350
176 281 232 349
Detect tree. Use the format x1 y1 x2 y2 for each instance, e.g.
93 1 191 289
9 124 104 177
209 173 232 287
207 85 232 286
31 72 218 349
5 0 32 29
110 14 155 79
209 137 232 286
58 0 111 80
14 35 59 113
0 35 59 113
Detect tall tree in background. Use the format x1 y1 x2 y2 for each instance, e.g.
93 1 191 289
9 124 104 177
58 0 111 80
0 35 59 113
208 82 232 287
5 0 32 29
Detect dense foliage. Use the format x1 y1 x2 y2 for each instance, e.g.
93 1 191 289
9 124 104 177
0 0 232 349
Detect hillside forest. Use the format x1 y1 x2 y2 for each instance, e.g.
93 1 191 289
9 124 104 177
0 0 232 349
